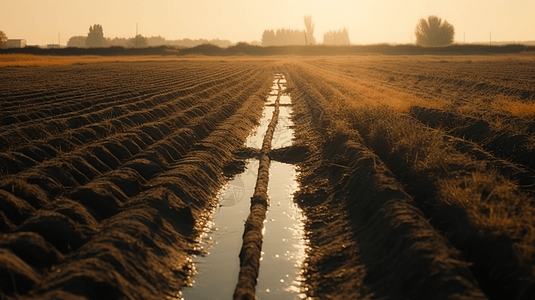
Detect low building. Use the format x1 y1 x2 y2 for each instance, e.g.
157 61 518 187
47 44 60 49
7 39 27 48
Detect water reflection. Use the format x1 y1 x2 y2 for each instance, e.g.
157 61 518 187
246 106 274 149
256 161 307 299
181 160 258 300
182 73 306 299
272 106 294 149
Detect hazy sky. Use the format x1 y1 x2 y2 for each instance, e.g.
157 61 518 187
1 0 534 46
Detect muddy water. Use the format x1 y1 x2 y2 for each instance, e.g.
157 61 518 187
181 74 305 299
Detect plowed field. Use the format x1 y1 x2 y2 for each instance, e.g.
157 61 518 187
1 55 535 300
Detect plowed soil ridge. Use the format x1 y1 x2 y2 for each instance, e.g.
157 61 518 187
0 61 274 299
233 76 282 299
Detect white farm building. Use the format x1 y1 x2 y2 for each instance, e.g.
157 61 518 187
7 39 27 48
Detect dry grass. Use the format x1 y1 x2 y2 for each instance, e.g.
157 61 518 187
336 98 534 254
295 59 451 113
0 54 114 67
351 106 472 173
345 105 535 296
289 60 535 296
0 54 282 68
305 55 535 126
437 169 535 278
438 170 535 238
456 95 535 120
0 54 188 67
491 95 535 118
448 96 535 135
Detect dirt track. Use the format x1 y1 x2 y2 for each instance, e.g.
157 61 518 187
1 56 535 299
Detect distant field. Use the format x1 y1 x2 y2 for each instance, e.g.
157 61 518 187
0 53 279 67
0 54 195 67
1 56 535 299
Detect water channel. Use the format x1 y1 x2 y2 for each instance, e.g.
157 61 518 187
180 74 306 299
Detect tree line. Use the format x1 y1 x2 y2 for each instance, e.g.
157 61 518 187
323 29 350 46
2 15 457 49
261 29 307 46
262 15 455 47
67 24 232 48
262 16 350 46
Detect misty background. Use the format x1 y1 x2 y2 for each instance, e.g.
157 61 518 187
1 0 534 47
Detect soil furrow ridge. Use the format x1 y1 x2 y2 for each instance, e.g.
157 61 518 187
233 77 281 300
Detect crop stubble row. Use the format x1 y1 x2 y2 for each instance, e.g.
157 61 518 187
286 65 486 299
284 57 535 299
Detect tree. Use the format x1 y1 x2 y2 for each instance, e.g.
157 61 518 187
323 28 350 46
415 15 454 47
107 37 128 47
262 30 276 46
67 36 86 48
303 15 316 45
86 24 106 48
130 34 148 48
147 36 167 46
0 30 7 48
261 29 306 46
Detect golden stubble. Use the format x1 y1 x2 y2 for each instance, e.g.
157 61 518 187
0 54 277 67
294 57 451 113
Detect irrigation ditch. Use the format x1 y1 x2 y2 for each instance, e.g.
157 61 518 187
181 74 307 300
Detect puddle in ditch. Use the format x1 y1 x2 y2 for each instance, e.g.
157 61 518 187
272 106 294 149
180 159 259 300
280 95 291 105
257 161 306 299
246 105 275 149
267 95 278 105
181 74 306 299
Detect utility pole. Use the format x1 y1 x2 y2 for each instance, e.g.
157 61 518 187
136 23 138 36
464 32 465 44
490 31 492 46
